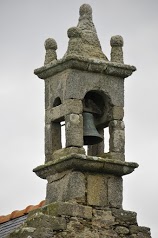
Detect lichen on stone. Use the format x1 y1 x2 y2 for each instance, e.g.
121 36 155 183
64 4 108 61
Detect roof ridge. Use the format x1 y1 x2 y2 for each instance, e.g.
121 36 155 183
0 200 45 224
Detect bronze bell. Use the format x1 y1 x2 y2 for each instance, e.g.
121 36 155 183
83 112 103 145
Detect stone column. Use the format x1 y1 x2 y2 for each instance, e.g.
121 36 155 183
109 120 125 153
45 122 62 163
65 114 83 147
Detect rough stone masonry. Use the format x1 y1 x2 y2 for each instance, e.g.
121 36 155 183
8 4 151 238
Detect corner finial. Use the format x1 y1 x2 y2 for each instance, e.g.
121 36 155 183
44 38 57 65
110 35 124 63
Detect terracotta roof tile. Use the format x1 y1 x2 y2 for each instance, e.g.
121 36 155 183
0 200 45 224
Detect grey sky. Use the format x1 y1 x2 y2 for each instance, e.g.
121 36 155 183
0 0 158 237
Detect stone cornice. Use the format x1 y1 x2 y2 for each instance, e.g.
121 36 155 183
34 55 136 80
33 154 138 179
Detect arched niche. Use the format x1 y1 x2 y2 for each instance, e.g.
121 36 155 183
83 90 112 128
83 90 112 156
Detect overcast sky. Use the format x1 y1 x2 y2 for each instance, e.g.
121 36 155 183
0 0 158 237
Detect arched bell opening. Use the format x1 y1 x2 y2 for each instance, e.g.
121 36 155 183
83 91 104 147
52 97 62 107
44 96 66 163
83 91 105 118
83 90 112 156
52 97 65 149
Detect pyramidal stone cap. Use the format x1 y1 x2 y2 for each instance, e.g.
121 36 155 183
64 4 108 61
34 4 136 79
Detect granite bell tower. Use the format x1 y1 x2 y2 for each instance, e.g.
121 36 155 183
9 4 151 238
34 4 138 208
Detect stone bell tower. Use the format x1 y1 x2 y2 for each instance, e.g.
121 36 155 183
9 4 151 238
33 4 139 208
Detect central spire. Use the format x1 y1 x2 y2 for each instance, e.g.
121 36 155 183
64 4 108 61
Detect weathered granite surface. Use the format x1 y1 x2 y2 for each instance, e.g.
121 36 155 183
8 202 151 238
33 153 138 209
8 3 151 238
33 154 138 179
34 2 136 164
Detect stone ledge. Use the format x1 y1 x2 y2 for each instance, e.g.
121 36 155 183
46 99 83 123
29 202 92 220
34 56 136 79
112 208 137 225
130 225 151 234
33 153 138 179
26 212 67 231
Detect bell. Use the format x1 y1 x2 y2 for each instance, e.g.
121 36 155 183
83 112 103 145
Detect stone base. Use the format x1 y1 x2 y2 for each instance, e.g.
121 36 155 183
8 202 151 238
33 154 138 208
45 171 123 208
33 153 138 208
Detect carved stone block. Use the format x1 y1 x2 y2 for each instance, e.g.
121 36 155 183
108 176 123 208
46 171 86 204
87 174 108 206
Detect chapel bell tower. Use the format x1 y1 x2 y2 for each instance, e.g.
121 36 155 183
29 4 151 237
35 5 132 162
34 4 138 206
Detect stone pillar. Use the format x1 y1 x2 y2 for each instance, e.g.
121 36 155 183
65 114 83 147
45 122 62 163
109 120 125 153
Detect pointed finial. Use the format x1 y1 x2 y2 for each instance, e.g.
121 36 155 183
78 4 96 33
64 4 108 61
110 35 124 63
44 38 57 65
79 4 92 20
